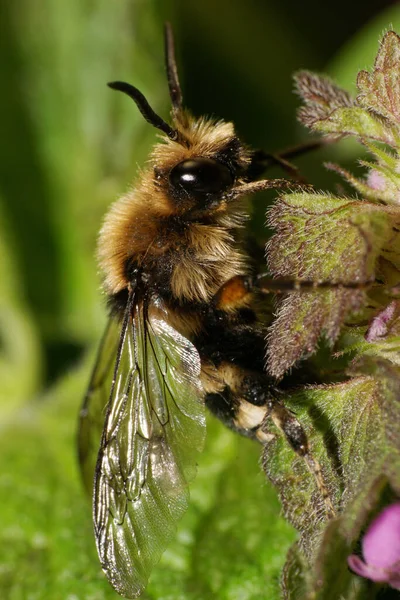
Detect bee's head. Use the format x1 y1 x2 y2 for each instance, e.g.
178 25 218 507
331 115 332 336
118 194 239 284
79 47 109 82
108 23 250 215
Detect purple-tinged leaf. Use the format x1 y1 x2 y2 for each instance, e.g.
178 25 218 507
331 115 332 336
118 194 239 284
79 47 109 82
294 71 353 128
266 193 392 378
357 31 400 125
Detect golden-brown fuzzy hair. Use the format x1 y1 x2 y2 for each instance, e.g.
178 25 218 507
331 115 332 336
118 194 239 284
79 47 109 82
98 114 251 301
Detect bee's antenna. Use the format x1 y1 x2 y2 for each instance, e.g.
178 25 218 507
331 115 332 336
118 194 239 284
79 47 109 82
108 80 179 141
164 22 183 113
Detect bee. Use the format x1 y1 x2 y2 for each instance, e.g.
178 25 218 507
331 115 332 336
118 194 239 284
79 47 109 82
78 24 364 598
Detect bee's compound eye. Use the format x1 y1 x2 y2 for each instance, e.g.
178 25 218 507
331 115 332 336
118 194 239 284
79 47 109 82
169 158 233 198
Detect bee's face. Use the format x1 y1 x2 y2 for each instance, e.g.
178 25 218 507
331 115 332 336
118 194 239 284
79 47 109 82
150 127 249 216
107 71 250 217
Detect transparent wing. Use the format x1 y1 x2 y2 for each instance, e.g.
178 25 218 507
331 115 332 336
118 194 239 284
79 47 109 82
78 317 121 495
93 293 206 598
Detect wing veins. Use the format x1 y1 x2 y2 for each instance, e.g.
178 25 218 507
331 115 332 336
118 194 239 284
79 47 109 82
104 290 136 428
141 300 172 430
89 292 206 598
145 314 186 425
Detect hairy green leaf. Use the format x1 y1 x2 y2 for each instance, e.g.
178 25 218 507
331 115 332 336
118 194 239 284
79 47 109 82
296 32 400 147
313 106 397 144
357 31 400 126
264 354 400 598
294 71 354 128
266 193 392 377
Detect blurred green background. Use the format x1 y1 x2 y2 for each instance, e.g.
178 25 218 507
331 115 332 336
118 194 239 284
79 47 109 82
0 1 399 598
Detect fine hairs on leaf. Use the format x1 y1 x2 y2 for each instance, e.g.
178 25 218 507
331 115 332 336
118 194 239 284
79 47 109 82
357 31 400 123
267 30 400 600
294 71 354 128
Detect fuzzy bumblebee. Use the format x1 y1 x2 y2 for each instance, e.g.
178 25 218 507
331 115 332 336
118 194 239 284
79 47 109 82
78 24 351 598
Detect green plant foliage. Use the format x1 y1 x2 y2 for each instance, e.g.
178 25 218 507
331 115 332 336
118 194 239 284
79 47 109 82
267 193 392 377
329 3 400 91
2 2 400 599
264 30 400 599
0 364 295 600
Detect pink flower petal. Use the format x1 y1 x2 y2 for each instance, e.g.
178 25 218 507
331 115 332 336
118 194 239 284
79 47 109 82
348 555 391 583
363 503 400 568
367 169 386 191
365 301 397 342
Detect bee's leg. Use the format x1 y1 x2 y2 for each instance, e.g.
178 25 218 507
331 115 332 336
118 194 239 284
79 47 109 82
201 362 336 518
245 139 332 182
246 149 306 183
214 274 371 306
261 398 336 519
204 276 337 517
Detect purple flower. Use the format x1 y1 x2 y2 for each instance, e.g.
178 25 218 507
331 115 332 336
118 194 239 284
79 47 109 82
348 502 400 590
367 169 387 192
365 301 398 342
